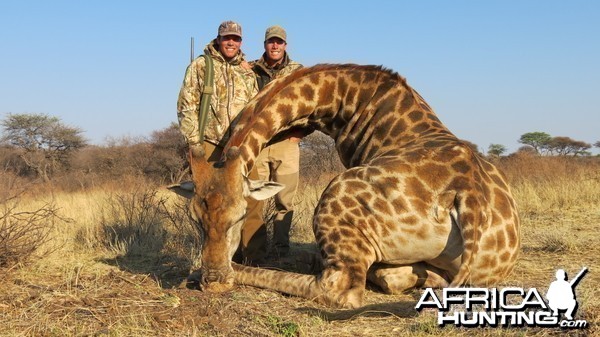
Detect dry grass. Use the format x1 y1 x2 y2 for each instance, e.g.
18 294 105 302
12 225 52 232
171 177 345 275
1 157 599 336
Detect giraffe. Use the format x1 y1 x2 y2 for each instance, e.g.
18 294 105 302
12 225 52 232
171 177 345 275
170 64 520 308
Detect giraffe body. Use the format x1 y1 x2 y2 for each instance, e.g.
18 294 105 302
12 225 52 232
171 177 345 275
172 64 520 308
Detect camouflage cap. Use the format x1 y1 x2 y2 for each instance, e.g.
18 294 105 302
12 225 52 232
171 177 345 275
265 25 287 42
218 21 242 38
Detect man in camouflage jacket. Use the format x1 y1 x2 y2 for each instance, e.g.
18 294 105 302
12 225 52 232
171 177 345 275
242 26 303 264
177 21 258 161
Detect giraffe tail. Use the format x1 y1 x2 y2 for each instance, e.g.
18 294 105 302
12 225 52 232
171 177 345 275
448 192 487 288
449 259 472 287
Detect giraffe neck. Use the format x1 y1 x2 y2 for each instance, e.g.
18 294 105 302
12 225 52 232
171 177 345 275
225 64 453 174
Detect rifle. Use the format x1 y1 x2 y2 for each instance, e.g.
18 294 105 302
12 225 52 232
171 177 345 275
569 267 588 288
190 37 194 63
188 36 214 142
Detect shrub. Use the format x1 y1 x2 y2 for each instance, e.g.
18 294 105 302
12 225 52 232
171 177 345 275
0 177 62 269
95 190 168 257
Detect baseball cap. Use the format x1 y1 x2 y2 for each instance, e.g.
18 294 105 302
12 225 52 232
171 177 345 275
265 25 286 42
218 21 242 38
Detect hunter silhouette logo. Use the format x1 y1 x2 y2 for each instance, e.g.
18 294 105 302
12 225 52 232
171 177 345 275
546 267 587 321
415 267 589 329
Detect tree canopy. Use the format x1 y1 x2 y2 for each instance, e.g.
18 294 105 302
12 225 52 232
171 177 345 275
1 113 87 180
517 132 592 156
518 132 552 154
487 143 507 157
545 136 591 156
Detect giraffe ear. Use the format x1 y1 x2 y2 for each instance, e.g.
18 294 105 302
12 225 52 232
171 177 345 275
242 176 285 200
167 181 195 199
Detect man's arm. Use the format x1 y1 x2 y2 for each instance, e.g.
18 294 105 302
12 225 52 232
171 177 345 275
176 58 206 146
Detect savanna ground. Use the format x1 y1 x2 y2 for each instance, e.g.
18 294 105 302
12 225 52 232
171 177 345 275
1 151 599 336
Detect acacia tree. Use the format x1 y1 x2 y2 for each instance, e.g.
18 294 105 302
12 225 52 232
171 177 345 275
545 136 591 156
595 141 600 149
518 132 552 155
487 143 507 157
1 113 87 181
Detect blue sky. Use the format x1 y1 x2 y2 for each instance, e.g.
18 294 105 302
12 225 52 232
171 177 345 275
1 0 598 154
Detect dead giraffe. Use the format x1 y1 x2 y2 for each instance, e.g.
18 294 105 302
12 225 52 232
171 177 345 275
170 64 520 308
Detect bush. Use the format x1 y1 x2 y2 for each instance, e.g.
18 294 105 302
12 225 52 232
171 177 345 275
0 177 62 269
94 190 168 257
76 188 201 272
299 131 344 183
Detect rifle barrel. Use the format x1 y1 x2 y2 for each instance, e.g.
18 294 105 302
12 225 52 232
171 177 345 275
570 267 588 287
190 37 194 63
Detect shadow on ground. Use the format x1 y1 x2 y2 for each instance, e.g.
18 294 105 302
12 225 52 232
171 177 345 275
297 300 419 321
99 241 321 290
100 253 191 289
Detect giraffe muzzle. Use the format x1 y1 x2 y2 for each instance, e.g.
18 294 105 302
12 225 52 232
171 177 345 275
200 267 234 293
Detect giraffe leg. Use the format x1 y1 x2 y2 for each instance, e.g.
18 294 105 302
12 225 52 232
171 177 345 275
314 259 370 309
367 262 450 294
311 218 377 309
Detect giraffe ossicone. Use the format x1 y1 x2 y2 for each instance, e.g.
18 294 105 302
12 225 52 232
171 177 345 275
172 64 520 308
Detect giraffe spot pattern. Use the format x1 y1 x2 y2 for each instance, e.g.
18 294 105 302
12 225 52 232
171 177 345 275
204 64 521 307
300 84 315 101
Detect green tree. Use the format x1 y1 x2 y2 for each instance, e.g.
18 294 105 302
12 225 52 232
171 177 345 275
546 136 591 156
518 132 552 154
487 143 507 157
595 141 600 148
1 113 87 181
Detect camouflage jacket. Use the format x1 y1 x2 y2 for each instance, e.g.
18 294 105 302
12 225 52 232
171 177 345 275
177 40 258 146
251 52 303 90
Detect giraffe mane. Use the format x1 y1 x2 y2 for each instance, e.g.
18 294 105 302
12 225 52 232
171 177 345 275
228 63 408 150
256 64 407 112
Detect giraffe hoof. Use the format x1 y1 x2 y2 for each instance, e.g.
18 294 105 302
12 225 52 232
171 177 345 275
338 294 362 309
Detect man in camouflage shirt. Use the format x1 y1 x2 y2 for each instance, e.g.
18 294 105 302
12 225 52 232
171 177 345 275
177 21 258 161
242 26 303 264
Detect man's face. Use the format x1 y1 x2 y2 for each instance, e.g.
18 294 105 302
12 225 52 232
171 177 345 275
264 37 287 64
218 35 242 61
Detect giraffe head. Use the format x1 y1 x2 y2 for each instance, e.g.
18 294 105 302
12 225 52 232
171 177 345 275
169 146 284 292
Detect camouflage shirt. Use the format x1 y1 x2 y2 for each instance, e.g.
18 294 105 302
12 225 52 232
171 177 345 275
252 52 303 90
177 40 258 146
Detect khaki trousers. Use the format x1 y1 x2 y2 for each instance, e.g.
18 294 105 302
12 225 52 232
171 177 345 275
241 139 300 261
